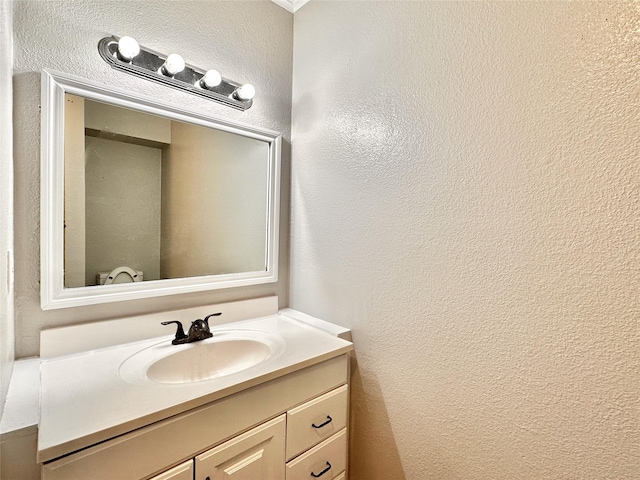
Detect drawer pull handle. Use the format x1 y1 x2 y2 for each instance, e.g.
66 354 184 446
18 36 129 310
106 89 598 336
311 415 333 429
311 461 332 478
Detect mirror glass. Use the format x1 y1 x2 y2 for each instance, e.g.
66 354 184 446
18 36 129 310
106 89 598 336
41 70 281 309
64 95 270 288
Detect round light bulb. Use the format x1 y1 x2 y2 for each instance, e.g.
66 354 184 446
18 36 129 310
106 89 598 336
116 36 140 62
234 84 256 101
200 69 222 89
161 53 185 76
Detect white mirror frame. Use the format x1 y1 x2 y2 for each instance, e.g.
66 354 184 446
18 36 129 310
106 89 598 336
41 69 281 310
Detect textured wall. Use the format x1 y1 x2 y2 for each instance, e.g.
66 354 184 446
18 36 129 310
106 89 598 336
13 0 292 357
0 0 15 416
291 2 639 479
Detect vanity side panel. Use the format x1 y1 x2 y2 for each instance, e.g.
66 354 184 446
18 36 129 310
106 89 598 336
41 355 348 480
0 426 40 480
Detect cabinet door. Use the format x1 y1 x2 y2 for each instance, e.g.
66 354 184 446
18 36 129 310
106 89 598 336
149 460 194 480
195 415 285 480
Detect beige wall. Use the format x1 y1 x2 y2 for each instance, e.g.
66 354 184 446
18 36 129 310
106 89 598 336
63 94 86 288
13 0 292 357
0 0 15 418
85 137 162 284
64 97 172 287
291 2 639 479
162 123 269 278
84 99 172 144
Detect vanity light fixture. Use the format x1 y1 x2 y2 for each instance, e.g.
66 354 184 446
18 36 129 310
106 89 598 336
98 35 254 110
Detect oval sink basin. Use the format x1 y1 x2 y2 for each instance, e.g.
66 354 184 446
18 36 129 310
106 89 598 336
119 330 285 386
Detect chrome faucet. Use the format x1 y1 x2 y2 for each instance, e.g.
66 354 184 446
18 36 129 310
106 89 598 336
161 313 222 345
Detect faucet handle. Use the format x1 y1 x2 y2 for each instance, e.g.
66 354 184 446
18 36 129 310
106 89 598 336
161 320 188 345
203 312 222 328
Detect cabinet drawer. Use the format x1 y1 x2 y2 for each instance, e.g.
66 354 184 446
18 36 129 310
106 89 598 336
286 385 348 459
286 429 346 480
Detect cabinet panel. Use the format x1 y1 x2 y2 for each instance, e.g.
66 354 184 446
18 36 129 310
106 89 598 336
195 415 285 480
286 429 347 480
149 460 194 480
286 385 348 460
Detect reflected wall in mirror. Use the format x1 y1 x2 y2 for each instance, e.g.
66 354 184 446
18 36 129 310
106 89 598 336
41 70 281 310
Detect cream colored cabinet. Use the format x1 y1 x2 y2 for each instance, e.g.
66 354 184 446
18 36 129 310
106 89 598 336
191 385 348 480
41 354 349 480
155 378 348 480
194 415 286 480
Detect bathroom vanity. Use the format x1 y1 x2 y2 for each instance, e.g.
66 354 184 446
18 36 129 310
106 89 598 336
37 298 353 480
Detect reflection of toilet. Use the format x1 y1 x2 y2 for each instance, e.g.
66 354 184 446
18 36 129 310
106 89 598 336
97 266 144 285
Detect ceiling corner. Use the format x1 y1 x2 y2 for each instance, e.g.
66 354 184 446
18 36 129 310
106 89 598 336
292 0 311 12
271 0 311 14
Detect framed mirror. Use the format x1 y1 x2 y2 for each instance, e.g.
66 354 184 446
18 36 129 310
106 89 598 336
41 69 281 310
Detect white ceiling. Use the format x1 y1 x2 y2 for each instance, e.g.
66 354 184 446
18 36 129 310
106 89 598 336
270 0 311 14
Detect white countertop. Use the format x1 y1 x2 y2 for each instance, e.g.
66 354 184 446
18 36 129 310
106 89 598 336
38 312 353 463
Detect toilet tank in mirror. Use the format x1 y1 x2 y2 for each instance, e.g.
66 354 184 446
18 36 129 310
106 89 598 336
41 69 281 310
